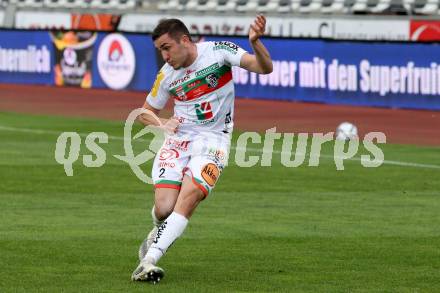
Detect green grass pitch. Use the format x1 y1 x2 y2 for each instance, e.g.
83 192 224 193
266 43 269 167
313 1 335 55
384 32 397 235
0 111 439 292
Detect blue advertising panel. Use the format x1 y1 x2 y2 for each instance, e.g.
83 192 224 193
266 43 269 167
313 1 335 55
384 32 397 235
0 30 53 85
0 29 439 110
206 36 440 110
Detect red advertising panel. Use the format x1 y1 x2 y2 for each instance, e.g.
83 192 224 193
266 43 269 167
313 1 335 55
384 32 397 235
410 20 440 41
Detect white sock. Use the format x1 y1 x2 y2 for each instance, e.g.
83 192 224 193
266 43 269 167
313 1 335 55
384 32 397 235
144 211 188 264
151 206 163 227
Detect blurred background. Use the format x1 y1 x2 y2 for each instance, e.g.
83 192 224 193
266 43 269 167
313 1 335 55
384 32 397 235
1 0 440 106
1 0 440 143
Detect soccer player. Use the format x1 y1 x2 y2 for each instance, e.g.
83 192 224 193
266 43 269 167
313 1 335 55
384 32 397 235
132 15 273 283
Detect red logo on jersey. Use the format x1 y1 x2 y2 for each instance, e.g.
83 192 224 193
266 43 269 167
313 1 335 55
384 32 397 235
159 148 180 160
195 102 213 120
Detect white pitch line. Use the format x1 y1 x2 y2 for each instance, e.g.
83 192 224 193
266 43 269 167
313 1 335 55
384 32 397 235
0 125 126 141
1 125 439 170
234 147 440 170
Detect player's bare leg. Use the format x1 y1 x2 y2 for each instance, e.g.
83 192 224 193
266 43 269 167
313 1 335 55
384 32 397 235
132 176 205 283
154 187 181 220
138 188 179 261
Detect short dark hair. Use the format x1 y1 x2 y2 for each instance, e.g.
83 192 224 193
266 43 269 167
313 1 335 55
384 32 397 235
152 19 192 42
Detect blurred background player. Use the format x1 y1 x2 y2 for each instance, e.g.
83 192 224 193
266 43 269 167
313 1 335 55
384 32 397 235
131 15 273 283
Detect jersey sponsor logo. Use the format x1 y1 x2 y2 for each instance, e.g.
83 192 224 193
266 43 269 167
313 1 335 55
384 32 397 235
206 73 218 88
159 148 180 160
166 138 190 152
175 85 187 101
195 102 213 120
201 163 219 186
151 71 164 97
159 161 176 168
213 41 239 55
169 74 191 88
187 79 202 90
195 63 220 77
170 65 232 102
208 148 226 167
153 221 167 244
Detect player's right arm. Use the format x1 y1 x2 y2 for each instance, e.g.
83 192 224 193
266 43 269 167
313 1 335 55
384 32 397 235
138 101 165 126
138 70 179 134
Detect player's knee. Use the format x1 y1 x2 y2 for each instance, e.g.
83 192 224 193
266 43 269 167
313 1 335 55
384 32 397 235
174 183 205 217
154 195 176 220
154 188 179 220
154 204 174 221
181 175 206 197
186 184 205 199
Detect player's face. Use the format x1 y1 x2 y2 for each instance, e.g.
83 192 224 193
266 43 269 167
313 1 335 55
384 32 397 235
154 33 190 70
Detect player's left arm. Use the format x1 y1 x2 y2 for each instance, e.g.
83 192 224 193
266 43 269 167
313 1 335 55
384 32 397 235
240 14 273 74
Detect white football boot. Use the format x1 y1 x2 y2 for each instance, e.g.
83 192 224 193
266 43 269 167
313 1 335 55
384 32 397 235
138 226 158 261
131 260 165 284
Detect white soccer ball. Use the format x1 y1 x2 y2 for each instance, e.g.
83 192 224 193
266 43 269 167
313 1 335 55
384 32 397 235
336 122 358 141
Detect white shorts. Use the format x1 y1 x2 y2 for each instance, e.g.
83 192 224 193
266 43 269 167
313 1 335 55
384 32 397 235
152 132 230 197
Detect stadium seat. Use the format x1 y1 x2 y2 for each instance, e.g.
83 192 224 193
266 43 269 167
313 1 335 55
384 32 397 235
320 0 344 13
158 0 186 10
157 0 174 10
216 0 237 11
414 0 438 14
244 0 259 11
256 0 279 12
299 0 322 13
368 0 391 12
236 0 258 12
188 0 208 10
87 0 98 7
64 0 80 8
388 0 410 14
402 0 414 11
342 0 357 12
291 0 301 11
185 0 198 9
351 0 368 12
365 0 379 10
44 0 62 7
2 0 16 5
79 0 93 8
277 0 291 12
53 0 70 8
93 0 117 8
16 0 44 7
139 0 150 8
196 0 217 11
234 0 247 11
177 0 189 10
116 0 136 9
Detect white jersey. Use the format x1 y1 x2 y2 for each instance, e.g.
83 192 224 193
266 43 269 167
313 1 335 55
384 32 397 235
146 41 247 135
